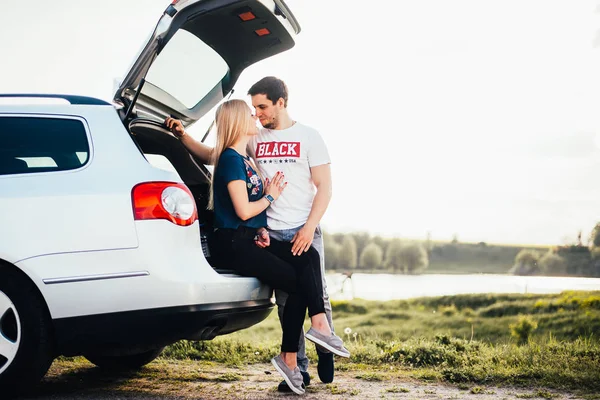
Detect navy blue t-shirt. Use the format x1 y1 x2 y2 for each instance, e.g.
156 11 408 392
213 148 267 229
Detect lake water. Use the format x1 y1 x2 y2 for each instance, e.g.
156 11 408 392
325 273 600 301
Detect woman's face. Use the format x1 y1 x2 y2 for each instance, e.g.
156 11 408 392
247 113 259 136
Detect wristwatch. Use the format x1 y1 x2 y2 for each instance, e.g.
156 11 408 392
264 194 274 204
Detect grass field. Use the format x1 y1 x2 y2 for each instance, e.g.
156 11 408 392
161 291 600 397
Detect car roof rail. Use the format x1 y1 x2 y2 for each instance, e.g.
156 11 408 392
0 94 111 105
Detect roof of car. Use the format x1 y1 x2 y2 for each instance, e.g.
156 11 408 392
0 94 111 106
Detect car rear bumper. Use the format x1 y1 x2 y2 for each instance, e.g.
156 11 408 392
19 221 273 319
53 298 275 356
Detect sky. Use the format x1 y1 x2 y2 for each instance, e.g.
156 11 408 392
1 0 600 246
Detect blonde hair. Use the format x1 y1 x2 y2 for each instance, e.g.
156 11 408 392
208 99 259 210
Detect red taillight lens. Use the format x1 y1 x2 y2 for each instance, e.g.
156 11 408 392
132 182 197 226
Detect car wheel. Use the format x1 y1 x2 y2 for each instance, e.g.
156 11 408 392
85 347 165 370
0 265 54 396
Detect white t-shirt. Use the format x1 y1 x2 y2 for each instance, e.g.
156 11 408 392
248 122 330 230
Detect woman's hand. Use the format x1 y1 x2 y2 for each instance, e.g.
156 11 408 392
254 227 270 248
164 117 186 138
264 171 287 201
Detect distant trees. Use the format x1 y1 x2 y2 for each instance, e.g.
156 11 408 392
321 222 600 277
509 223 600 277
592 223 600 248
359 243 383 270
370 236 389 255
399 243 429 274
591 223 600 260
551 223 600 277
350 232 370 260
384 239 403 273
384 240 428 274
538 252 567 275
556 245 594 276
322 233 430 274
510 250 543 275
338 235 357 270
323 232 342 270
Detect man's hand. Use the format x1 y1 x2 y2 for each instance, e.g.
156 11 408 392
255 228 270 248
290 225 316 256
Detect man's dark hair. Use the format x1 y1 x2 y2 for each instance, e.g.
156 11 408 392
247 76 288 107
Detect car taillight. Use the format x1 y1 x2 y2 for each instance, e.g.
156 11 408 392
132 182 197 226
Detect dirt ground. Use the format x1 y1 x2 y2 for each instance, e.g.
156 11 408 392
18 358 589 400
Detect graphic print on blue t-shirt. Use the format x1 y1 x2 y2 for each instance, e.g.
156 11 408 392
213 148 267 230
244 160 264 200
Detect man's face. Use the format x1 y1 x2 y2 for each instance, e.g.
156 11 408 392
251 94 281 129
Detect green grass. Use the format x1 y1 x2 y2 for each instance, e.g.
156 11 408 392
515 390 558 399
385 386 410 393
162 291 600 394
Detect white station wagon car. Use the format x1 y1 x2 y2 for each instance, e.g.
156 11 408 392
0 0 300 395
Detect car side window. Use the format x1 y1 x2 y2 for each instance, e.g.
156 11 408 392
0 116 89 176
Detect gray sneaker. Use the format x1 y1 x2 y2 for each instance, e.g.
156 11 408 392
305 328 351 358
271 355 306 395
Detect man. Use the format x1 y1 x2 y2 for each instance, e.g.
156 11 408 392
164 76 335 390
247 76 335 391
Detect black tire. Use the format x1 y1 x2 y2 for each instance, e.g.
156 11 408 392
0 264 54 397
85 347 164 370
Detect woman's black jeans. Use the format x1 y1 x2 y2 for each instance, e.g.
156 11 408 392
214 226 325 352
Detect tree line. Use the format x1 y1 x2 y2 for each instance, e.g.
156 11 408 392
323 223 600 278
323 232 429 274
511 223 600 277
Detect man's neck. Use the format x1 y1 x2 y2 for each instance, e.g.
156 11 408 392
275 113 295 130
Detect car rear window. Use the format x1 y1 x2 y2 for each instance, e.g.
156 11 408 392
0 116 89 176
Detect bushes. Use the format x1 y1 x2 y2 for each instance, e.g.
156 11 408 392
412 293 531 311
557 246 592 276
331 300 368 315
479 302 533 318
162 339 278 365
510 316 538 344
375 336 474 368
539 252 567 275
439 304 459 316
511 250 544 275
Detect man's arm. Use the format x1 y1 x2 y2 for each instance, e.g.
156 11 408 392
165 117 214 164
290 164 332 255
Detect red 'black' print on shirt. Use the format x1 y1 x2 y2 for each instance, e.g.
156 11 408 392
255 142 301 158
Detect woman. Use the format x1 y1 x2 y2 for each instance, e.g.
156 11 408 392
165 100 349 395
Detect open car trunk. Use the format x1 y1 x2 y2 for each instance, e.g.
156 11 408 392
118 0 300 271
114 0 299 126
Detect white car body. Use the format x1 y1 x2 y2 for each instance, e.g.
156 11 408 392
0 0 300 395
1 106 269 319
